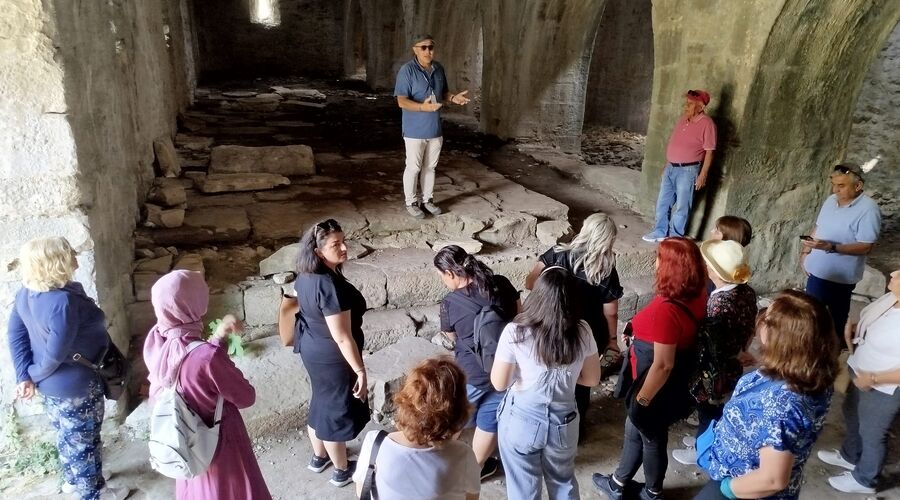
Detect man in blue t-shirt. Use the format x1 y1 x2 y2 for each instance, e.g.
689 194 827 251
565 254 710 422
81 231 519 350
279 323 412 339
394 34 470 219
801 164 882 346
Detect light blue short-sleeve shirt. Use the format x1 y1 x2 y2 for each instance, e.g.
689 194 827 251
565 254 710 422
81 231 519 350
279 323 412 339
394 59 447 139
804 193 881 284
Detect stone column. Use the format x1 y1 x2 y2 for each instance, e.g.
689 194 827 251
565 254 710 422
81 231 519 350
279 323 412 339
479 0 607 152
359 0 408 90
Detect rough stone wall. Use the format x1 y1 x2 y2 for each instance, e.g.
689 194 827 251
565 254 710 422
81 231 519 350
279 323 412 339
641 0 900 290
0 0 194 425
584 0 653 134
480 0 607 152
846 22 900 248
357 0 407 90
193 0 344 80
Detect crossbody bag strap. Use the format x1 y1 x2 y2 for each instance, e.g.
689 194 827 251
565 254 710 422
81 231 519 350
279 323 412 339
177 340 225 424
360 430 389 499
664 298 698 326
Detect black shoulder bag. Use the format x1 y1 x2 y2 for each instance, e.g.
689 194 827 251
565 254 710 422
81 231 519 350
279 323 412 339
73 336 128 400
359 430 389 500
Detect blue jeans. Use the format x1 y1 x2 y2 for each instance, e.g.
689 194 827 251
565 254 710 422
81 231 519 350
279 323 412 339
652 163 699 237
841 376 900 488
805 274 855 347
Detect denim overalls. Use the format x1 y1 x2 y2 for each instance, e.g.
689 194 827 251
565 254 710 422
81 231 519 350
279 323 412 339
497 366 580 500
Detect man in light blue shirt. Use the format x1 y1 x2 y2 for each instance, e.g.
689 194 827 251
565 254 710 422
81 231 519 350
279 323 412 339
802 164 882 345
394 34 470 219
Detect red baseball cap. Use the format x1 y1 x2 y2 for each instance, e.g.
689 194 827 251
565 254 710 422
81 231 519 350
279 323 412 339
685 89 710 106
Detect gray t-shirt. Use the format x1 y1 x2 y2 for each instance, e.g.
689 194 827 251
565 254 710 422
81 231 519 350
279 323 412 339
352 431 480 499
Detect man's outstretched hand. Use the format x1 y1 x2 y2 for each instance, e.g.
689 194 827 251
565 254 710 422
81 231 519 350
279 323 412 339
451 90 471 105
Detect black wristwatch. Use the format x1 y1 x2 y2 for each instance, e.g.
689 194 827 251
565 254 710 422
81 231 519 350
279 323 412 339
636 395 651 406
827 243 838 254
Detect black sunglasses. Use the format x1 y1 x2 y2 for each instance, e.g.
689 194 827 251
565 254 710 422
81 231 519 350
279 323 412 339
415 44 435 51
315 218 341 233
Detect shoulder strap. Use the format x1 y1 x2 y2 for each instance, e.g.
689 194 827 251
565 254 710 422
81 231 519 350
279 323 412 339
360 430 389 500
664 298 698 326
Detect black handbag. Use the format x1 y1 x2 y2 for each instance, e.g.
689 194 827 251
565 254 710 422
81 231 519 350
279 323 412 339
73 335 128 400
359 430 388 500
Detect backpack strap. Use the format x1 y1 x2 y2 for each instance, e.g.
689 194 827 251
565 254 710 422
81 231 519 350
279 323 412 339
178 340 225 424
664 298 698 327
444 292 486 361
359 430 389 499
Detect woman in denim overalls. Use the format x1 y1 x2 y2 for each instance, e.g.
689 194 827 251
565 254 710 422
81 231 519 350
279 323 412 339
491 267 602 500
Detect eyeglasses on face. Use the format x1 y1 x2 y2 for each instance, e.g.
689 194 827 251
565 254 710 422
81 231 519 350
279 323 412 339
415 44 435 51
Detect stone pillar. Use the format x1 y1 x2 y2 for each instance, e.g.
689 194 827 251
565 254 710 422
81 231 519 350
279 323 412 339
641 0 900 289
480 0 607 152
359 0 407 90
401 0 483 119
0 0 195 433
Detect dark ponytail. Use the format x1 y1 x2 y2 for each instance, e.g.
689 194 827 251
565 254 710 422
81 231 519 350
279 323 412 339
434 245 496 300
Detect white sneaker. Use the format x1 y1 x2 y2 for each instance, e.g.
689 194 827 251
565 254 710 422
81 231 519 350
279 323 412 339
817 449 854 471
672 447 698 465
682 436 697 447
828 471 875 494
61 469 112 494
685 412 699 427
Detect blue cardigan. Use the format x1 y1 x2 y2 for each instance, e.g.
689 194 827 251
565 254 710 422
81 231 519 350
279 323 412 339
7 282 109 398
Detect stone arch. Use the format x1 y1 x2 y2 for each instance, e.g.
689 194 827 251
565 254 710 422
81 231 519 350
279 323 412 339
640 0 900 288
583 0 653 134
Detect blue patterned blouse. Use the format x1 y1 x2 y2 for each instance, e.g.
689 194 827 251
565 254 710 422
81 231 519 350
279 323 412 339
703 370 832 499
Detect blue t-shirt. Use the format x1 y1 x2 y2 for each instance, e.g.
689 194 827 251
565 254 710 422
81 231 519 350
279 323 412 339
804 193 881 284
394 59 447 139
703 370 832 500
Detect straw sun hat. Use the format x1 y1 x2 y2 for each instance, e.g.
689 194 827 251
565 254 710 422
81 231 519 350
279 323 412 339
700 239 751 284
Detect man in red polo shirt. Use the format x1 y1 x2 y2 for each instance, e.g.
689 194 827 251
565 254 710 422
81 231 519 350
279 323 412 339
643 90 717 242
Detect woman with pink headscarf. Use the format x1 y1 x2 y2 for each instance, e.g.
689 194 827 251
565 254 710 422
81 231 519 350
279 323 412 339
143 270 271 499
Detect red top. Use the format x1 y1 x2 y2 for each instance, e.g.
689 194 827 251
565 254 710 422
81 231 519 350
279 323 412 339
631 293 707 349
665 114 717 163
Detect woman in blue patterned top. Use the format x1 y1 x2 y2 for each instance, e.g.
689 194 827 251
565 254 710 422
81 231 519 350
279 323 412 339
695 290 838 500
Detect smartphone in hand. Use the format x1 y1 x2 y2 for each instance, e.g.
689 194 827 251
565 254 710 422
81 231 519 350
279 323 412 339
799 235 814 241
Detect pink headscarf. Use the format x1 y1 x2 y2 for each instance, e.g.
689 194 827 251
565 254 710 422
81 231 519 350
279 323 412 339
143 270 209 400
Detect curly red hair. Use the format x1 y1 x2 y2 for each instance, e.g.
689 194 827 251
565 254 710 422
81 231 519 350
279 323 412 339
655 237 708 302
393 357 471 446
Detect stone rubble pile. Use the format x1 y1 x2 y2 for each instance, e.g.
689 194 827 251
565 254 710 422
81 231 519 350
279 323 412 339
581 125 646 170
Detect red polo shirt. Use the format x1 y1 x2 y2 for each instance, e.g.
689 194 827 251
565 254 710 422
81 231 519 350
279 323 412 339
666 114 717 164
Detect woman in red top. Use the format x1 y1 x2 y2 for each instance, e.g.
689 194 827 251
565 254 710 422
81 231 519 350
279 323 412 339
593 237 708 500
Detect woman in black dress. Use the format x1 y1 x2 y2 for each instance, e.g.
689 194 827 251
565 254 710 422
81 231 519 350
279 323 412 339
525 212 624 428
294 219 370 488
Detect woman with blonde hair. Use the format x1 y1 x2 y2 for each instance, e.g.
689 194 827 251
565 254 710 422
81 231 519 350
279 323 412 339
694 290 838 499
352 357 480 499
525 212 623 427
7 237 129 500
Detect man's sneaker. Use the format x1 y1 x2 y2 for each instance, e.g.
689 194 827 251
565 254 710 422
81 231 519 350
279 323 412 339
828 471 875 494
641 232 666 243
817 449 854 470
682 436 697 447
685 412 700 427
307 453 332 473
639 487 663 500
330 460 356 487
672 448 697 465
406 204 425 219
98 486 130 500
422 201 443 215
480 456 499 480
62 469 112 494
592 473 624 500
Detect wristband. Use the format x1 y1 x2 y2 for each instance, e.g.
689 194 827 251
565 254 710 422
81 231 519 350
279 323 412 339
720 477 737 499
355 368 365 374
